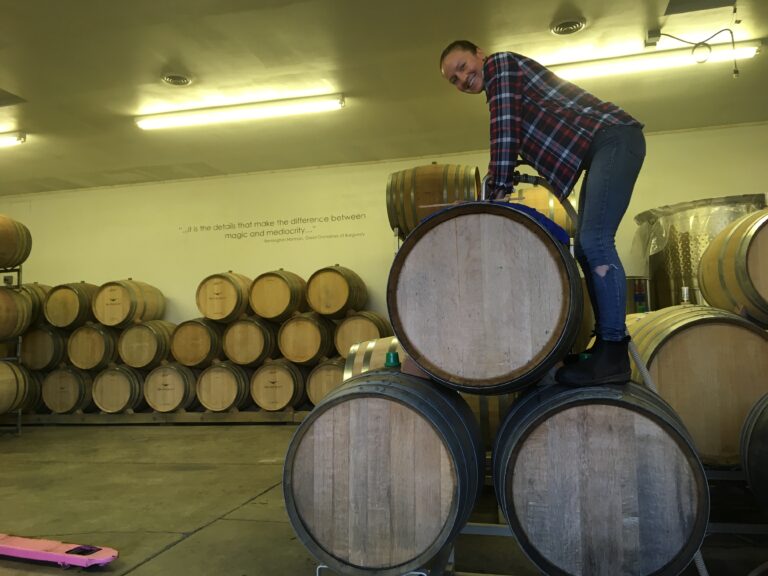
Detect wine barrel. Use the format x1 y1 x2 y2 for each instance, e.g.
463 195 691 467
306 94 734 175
0 287 33 340
42 366 95 414
144 363 199 413
67 323 120 371
0 214 32 268
19 283 51 325
43 282 98 329
222 316 278 366
284 371 483 576
195 271 252 323
277 312 336 365
20 324 68 371
250 358 308 411
493 382 709 576
92 279 165 328
343 336 404 381
0 361 42 414
92 365 147 414
508 185 575 237
170 318 224 368
249 269 308 322
628 304 768 466
118 320 176 370
334 310 392 358
741 394 768 517
307 265 368 319
387 202 582 393
698 208 768 327
196 361 251 412
306 356 345 406
386 164 480 239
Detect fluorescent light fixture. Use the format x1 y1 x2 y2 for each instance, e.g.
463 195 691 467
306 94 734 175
135 93 345 130
552 40 760 80
0 131 26 148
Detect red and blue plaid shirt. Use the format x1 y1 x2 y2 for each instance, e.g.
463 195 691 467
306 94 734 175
484 52 642 199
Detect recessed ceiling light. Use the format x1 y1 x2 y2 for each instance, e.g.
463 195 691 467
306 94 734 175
550 18 587 36
162 73 193 87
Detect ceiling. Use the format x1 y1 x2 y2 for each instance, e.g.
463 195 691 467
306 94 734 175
0 0 766 196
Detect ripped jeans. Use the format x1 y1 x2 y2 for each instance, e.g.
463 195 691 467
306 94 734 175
574 124 646 342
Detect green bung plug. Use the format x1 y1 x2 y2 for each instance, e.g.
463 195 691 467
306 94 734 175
384 351 401 369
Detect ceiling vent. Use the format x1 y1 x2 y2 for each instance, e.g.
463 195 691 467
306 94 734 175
162 73 193 87
550 18 587 36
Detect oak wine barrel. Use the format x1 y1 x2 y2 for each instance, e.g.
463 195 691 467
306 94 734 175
196 361 251 412
334 310 392 358
0 214 32 268
250 358 308 411
249 269 308 322
284 371 482 576
0 287 33 340
508 185 575 237
387 202 581 393
307 265 368 319
305 356 345 406
698 208 768 326
43 282 99 329
42 366 95 414
144 363 199 413
67 323 120 371
118 320 176 370
0 361 43 414
386 163 480 239
493 382 709 576
222 316 278 366
277 312 336 365
343 335 403 381
741 393 768 518
196 271 252 322
92 365 147 414
20 324 68 371
19 283 51 325
170 318 224 368
628 304 768 466
92 279 165 328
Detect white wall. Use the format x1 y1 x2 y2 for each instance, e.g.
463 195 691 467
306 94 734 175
1 121 765 323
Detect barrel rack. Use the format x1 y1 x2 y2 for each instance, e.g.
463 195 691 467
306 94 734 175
0 264 23 436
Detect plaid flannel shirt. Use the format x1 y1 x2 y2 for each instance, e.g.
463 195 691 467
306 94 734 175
484 52 642 199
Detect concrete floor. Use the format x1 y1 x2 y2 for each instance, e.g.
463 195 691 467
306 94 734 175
0 424 766 576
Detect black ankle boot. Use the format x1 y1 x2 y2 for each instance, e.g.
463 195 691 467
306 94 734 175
556 336 631 386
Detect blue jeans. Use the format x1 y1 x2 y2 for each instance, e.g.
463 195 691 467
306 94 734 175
574 124 646 342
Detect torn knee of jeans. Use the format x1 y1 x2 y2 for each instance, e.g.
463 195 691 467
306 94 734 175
593 264 615 278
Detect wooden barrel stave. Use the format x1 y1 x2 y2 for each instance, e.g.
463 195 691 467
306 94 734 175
493 382 709 576
251 358 308 411
92 365 147 414
20 324 68 371
0 214 32 268
741 394 768 518
307 265 368 319
334 310 393 358
196 271 252 323
627 304 768 466
42 366 95 414
67 323 120 371
170 318 224 368
278 312 336 365
92 279 165 328
284 371 482 576
144 363 199 413
387 202 581 393
0 288 33 340
43 282 99 329
249 270 308 322
196 361 251 412
306 356 345 406
222 316 278 366
118 320 176 369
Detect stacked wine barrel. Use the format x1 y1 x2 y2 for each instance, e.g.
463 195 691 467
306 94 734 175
284 196 711 576
0 279 169 415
